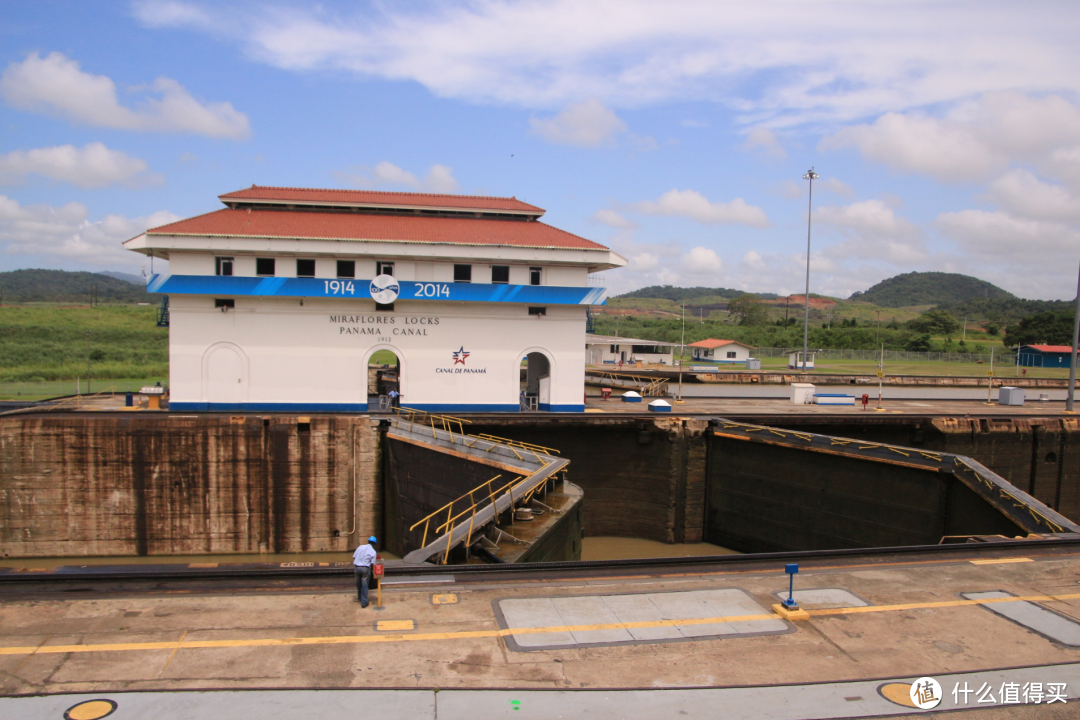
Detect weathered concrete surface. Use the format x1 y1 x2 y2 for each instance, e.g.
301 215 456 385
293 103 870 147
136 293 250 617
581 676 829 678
467 418 709 544
0 415 382 558
764 416 1079 522
705 433 1028 553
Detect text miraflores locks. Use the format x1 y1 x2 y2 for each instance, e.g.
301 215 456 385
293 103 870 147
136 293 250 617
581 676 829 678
330 314 441 336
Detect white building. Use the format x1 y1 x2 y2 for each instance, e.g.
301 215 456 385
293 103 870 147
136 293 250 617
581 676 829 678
124 186 625 413
585 334 674 366
687 339 756 364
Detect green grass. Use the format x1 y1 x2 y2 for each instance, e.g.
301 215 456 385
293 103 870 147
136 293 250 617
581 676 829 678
0 378 168 401
0 305 168 382
369 350 399 365
755 356 1068 378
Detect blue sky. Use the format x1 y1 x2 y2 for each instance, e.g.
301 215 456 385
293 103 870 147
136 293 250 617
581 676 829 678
2 0 1079 299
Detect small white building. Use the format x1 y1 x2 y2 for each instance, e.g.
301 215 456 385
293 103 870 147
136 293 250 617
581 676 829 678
687 339 755 364
787 350 817 370
124 186 626 413
585 334 674 366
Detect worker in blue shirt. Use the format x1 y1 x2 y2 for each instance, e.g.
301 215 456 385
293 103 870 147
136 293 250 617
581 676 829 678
352 536 378 607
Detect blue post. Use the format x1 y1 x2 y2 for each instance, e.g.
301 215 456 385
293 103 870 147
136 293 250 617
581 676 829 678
782 563 799 609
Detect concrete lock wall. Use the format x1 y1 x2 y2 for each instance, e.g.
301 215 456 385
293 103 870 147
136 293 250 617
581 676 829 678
756 417 1080 521
0 414 382 558
704 435 1027 554
1 413 1077 559
466 418 710 544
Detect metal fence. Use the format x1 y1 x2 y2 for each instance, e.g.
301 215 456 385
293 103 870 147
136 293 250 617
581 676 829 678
0 379 162 398
751 347 1018 364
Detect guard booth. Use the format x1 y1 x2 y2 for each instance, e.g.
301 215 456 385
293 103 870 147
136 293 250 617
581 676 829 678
141 385 166 409
788 351 816 370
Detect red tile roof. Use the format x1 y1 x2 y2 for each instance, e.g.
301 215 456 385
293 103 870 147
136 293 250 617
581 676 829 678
1025 345 1074 353
146 208 609 251
687 339 754 349
219 185 544 214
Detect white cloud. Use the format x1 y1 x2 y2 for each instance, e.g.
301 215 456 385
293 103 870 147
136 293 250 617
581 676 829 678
816 200 926 265
132 1 1080 126
0 195 179 268
934 208 1080 298
0 143 158 189
983 169 1080 222
741 127 785 159
336 161 460 193
631 189 769 227
935 208 1080 263
628 252 659 271
530 99 626 147
681 246 722 274
592 209 635 228
0 52 250 139
821 111 1005 183
821 92 1080 183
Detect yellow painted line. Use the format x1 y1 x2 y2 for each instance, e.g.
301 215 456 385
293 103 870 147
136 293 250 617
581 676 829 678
2 592 1078 657
375 620 416 632
970 557 1033 565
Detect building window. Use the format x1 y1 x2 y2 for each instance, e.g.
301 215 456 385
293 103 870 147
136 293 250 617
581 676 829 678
337 260 355 278
375 302 394 312
727 351 736 358
377 261 395 276
530 267 542 286
296 259 315 277
256 258 275 276
215 257 234 276
610 344 618 353
491 265 510 284
454 264 472 283
214 298 234 309
528 306 547 316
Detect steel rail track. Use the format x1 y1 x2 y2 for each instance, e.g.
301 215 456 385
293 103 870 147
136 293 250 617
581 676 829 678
2 536 1077 585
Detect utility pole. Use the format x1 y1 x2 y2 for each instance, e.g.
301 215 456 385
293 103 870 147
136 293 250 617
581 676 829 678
962 316 967 342
1068 258 1080 412
801 168 819 372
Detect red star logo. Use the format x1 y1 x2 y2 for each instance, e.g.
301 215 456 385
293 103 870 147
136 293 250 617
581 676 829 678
453 346 470 365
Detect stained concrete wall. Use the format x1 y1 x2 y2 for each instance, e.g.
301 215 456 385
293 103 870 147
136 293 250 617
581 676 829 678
758 416 1079 521
467 418 709 544
0 414 382 558
704 435 1026 554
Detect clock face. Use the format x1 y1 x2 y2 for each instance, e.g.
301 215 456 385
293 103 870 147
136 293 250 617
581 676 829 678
369 274 400 304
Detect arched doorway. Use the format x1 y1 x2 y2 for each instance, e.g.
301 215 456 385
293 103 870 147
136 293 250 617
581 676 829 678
522 351 552 411
366 346 403 412
203 344 246 410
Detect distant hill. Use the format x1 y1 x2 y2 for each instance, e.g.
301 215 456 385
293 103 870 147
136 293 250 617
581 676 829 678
617 285 779 301
98 271 146 285
0 269 157 304
849 272 1013 308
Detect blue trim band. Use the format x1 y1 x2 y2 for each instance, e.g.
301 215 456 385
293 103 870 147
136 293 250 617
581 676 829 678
170 402 369 412
147 274 607 306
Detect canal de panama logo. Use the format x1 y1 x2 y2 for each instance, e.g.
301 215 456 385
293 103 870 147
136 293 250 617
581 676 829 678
453 346 470 364
369 274 400 304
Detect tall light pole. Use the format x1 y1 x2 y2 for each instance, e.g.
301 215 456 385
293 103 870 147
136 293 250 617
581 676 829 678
802 167 819 371
1068 258 1080 412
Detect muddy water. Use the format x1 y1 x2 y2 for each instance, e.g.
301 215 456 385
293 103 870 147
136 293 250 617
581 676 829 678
1 540 735 569
581 537 738 561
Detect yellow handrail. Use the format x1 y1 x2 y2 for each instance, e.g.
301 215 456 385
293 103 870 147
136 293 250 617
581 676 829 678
46 386 119 411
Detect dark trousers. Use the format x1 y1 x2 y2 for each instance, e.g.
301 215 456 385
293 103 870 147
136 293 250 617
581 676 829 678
354 566 371 605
